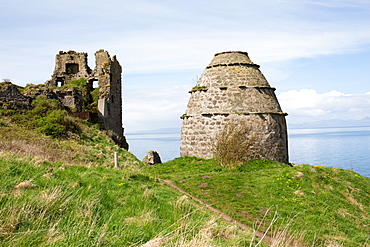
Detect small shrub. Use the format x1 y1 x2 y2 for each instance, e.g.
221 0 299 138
31 96 63 117
213 120 261 167
36 110 74 137
189 86 208 93
25 83 34 87
91 88 99 103
10 96 80 138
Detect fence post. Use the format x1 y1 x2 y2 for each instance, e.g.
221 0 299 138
114 152 119 168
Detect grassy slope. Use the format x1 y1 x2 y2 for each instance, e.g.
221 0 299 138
0 154 256 246
143 158 370 246
0 117 256 246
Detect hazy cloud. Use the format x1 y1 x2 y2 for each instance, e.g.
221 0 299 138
278 89 370 123
124 84 190 132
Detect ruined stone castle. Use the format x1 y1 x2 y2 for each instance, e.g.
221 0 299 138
45 50 128 150
180 51 288 163
0 50 128 149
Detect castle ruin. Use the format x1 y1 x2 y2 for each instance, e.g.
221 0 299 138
180 51 288 163
46 50 128 149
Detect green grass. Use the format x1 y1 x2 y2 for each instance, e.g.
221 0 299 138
143 157 370 246
0 153 256 246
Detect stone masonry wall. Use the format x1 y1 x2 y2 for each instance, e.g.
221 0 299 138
94 50 126 148
46 50 91 87
180 51 288 163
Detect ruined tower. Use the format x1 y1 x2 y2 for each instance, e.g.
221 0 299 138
46 50 91 87
46 50 129 150
180 51 288 163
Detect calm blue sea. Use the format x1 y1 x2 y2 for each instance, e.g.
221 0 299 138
126 126 370 178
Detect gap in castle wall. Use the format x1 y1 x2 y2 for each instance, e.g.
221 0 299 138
92 81 98 89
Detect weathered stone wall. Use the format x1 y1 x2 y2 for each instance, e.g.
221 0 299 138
53 88 83 112
93 50 126 148
180 51 288 163
46 50 91 87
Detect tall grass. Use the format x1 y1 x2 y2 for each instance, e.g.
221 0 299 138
0 154 258 246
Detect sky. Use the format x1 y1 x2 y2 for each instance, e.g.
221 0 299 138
1 0 370 132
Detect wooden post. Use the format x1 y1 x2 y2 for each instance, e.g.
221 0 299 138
114 152 119 168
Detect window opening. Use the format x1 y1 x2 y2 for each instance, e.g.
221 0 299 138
66 63 79 74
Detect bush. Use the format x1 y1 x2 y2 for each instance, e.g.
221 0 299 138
36 110 70 137
213 120 261 167
31 96 62 117
11 96 80 138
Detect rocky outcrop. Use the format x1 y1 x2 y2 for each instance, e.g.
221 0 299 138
0 83 32 110
142 150 162 165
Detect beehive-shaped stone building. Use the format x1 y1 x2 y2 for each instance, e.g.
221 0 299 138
180 51 288 163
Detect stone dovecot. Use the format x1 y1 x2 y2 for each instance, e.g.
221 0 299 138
46 50 129 150
180 51 288 163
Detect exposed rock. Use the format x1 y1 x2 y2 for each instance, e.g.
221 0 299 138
0 83 32 110
142 150 162 165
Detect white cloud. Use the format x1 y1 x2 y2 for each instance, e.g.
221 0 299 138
124 85 191 132
278 89 370 123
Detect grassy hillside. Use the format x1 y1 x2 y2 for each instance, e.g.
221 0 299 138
0 153 257 246
143 158 370 246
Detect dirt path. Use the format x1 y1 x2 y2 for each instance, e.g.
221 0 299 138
162 179 273 246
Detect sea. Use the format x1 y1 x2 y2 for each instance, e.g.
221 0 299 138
126 126 370 178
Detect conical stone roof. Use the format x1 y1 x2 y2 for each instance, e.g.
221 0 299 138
185 51 285 116
180 51 288 163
